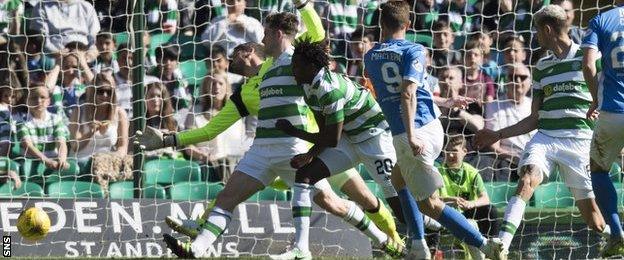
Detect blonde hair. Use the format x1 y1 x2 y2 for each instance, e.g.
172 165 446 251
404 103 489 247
534 5 568 33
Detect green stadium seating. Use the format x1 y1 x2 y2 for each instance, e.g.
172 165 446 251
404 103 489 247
20 159 81 184
175 35 207 61
46 181 104 198
0 157 19 173
170 182 224 201
533 182 574 208
357 164 373 181
142 185 167 199
0 182 44 197
484 182 518 208
143 159 202 186
115 32 130 46
247 187 289 202
148 33 175 58
109 181 134 199
179 59 208 87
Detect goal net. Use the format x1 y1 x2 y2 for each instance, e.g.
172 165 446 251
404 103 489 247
0 0 621 258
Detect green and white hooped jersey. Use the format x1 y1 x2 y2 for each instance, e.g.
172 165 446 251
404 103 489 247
255 47 309 145
304 67 389 143
532 43 595 139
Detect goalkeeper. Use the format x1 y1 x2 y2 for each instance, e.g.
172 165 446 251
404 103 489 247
136 1 407 258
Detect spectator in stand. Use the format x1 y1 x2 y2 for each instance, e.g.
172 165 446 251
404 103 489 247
146 0 178 34
439 0 481 33
93 31 119 73
247 0 294 22
438 66 484 137
148 45 191 111
143 82 182 159
501 35 528 67
183 73 244 181
114 43 133 117
413 0 440 34
0 85 21 188
46 47 95 118
469 31 500 81
463 39 496 103
438 135 499 240
193 0 226 37
205 45 243 87
29 0 100 62
200 0 263 56
18 85 69 171
68 73 129 169
346 28 374 83
553 0 584 44
22 32 55 84
431 20 461 76
476 64 534 181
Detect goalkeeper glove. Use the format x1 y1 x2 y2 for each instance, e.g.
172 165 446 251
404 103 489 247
134 126 178 151
292 0 310 9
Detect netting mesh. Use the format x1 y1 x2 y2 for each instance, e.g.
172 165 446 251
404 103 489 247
0 0 622 258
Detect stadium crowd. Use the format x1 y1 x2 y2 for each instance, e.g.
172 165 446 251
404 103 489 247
0 0 623 252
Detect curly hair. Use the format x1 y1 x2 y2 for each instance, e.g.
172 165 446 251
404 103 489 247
292 38 330 70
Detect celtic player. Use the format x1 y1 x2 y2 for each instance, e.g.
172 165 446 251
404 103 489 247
475 5 609 259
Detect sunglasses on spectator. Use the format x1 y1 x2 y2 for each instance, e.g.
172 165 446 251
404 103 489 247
96 88 113 96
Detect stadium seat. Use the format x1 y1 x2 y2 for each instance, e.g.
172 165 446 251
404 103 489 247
148 33 175 58
142 185 167 199
406 33 433 48
108 181 135 199
175 35 207 61
43 159 82 183
142 159 202 186
179 60 208 87
484 182 518 207
0 182 44 197
170 181 224 201
533 182 575 208
0 157 19 174
247 187 289 202
46 181 104 198
114 32 130 46
357 164 373 180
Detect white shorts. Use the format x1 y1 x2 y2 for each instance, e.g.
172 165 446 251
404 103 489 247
317 130 398 198
393 119 444 201
236 143 332 191
519 132 592 192
590 112 624 171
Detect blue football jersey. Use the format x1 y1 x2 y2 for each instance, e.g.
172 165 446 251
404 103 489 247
582 6 624 113
364 39 439 136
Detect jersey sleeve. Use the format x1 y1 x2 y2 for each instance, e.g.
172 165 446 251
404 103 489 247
402 47 426 84
296 4 325 43
582 15 600 50
531 66 544 98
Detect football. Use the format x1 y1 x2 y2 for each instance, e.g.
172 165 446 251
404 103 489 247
16 207 51 241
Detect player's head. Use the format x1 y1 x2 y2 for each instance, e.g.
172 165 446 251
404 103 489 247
292 38 330 85
230 42 265 77
534 5 569 49
263 12 299 57
504 63 531 103
379 1 411 36
444 134 467 168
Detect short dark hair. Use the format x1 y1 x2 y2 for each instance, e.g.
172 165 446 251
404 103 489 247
502 35 525 49
432 20 451 32
464 39 485 55
155 45 179 61
209 45 227 58
117 43 130 52
446 134 466 149
379 1 410 31
232 42 265 59
293 38 330 69
265 12 299 37
350 28 374 42
96 31 115 42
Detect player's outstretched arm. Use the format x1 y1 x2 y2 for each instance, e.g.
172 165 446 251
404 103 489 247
399 80 423 156
296 0 325 43
582 47 600 119
473 96 541 150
